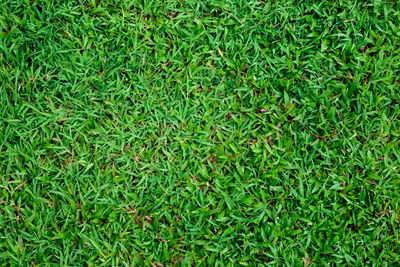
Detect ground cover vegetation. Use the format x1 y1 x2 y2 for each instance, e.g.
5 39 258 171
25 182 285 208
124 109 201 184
1 0 400 265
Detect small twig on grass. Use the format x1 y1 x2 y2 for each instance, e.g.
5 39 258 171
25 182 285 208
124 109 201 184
224 10 243 25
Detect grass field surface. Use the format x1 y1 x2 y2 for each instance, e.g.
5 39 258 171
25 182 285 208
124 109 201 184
1 0 400 265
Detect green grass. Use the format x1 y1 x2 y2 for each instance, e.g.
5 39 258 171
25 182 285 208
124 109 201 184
1 0 400 265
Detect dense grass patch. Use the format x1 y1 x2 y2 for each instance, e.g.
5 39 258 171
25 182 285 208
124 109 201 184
1 0 400 265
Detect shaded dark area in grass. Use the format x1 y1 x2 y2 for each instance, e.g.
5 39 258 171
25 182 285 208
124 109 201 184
1 0 400 265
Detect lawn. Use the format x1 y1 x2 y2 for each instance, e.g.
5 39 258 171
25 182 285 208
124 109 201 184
1 0 400 265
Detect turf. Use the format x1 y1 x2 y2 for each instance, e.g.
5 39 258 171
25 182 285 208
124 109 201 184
1 0 400 265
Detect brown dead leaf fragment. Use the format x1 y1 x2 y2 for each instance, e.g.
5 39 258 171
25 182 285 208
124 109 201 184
208 156 217 162
63 156 76 167
218 48 224 58
300 74 309 80
144 216 153 222
14 181 26 192
12 202 23 222
303 257 312 267
51 137 60 142
142 216 154 227
11 181 27 197
344 18 357 23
